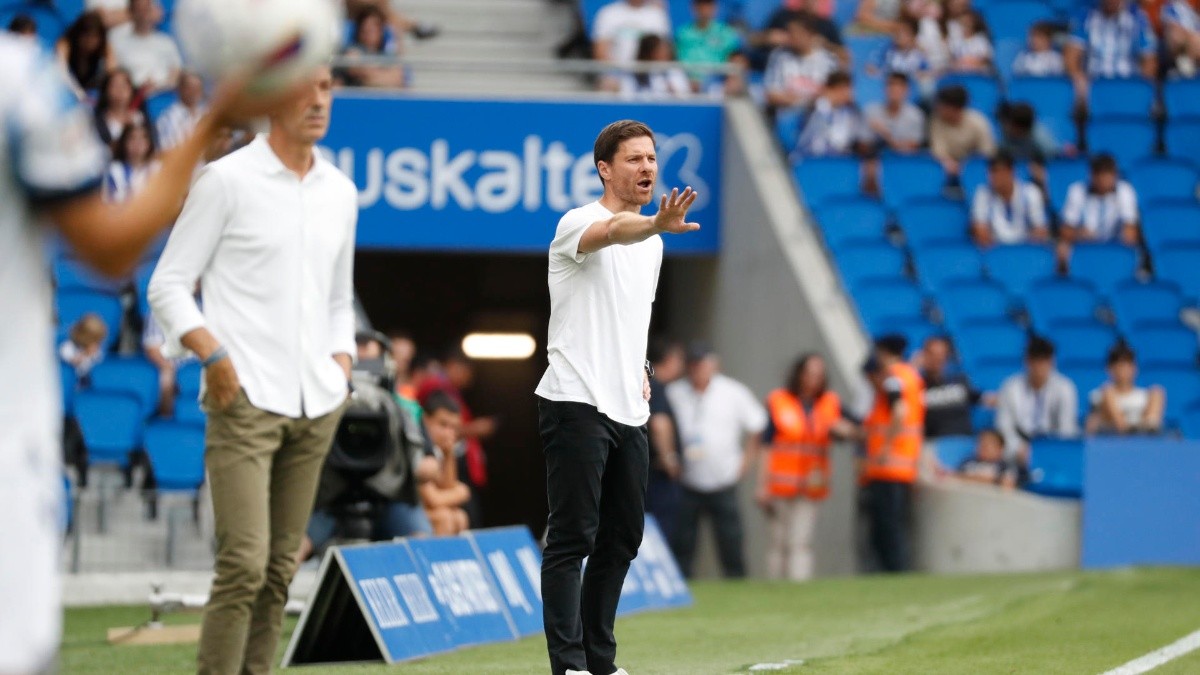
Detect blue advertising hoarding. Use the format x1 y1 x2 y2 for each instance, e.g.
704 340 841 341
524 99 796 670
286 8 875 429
321 94 722 254
405 535 519 647
467 526 546 637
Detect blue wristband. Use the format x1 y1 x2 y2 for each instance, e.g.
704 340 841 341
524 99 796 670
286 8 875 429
202 346 229 368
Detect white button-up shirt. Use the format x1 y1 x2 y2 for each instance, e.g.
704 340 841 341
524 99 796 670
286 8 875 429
148 134 358 419
667 373 768 493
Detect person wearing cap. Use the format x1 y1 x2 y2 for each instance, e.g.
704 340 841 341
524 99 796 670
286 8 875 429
666 344 768 578
860 335 925 573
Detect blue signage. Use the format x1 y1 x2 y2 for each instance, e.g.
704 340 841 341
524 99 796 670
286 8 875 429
617 516 693 616
406 535 519 647
467 526 546 637
321 94 722 254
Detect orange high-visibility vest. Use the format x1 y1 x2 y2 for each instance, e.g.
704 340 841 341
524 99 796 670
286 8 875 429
765 389 842 500
863 362 925 484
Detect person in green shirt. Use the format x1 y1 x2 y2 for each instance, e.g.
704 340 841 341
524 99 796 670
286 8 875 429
676 0 742 85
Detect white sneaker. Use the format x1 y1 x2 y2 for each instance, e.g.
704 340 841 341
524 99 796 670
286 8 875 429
565 671 592 675
612 670 630 675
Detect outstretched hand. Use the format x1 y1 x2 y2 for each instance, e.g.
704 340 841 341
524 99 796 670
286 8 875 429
652 187 701 235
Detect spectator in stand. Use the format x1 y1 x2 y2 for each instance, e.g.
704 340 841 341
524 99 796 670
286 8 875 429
871 17 932 80
57 12 116 97
1086 341 1166 435
92 68 148 147
339 6 407 89
915 335 981 438
856 0 908 34
1065 0 1157 97
1061 153 1140 257
866 72 927 154
971 153 1050 247
86 0 145 28
1013 22 1067 77
677 0 742 88
668 344 768 578
104 122 160 203
155 71 206 151
646 338 686 543
620 34 693 98
388 330 418 399
59 314 108 382
345 0 441 42
592 0 672 66
6 14 36 39
109 0 182 93
995 336 1080 460
998 102 1070 179
420 392 472 536
930 84 996 181
948 10 993 73
793 71 873 159
1161 0 1200 76
758 0 848 64
765 15 840 113
919 0 973 71
954 429 1023 488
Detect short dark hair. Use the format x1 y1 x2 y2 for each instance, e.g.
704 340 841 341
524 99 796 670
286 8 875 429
7 14 35 33
1090 153 1118 174
875 334 908 358
936 84 969 109
423 390 461 417
786 13 818 34
988 151 1015 171
113 121 156 164
648 336 683 365
887 71 911 87
899 16 920 35
594 120 655 187
826 70 852 88
1007 102 1036 131
1107 340 1136 366
1026 335 1056 360
1030 21 1056 39
787 352 827 398
636 34 666 62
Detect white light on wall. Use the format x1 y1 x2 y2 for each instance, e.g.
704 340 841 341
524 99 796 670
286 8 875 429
461 333 537 360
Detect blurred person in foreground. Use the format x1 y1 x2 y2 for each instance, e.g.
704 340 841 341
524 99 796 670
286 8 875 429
995 336 1079 462
0 27 305 674
1085 341 1165 436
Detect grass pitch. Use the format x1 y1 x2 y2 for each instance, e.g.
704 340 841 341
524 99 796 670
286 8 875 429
62 567 1200 674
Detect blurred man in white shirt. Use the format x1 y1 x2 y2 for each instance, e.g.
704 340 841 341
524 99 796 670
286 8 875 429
109 0 181 91
592 0 672 65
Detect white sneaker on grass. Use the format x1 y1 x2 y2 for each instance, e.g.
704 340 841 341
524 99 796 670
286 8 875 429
612 669 630 675
565 671 592 675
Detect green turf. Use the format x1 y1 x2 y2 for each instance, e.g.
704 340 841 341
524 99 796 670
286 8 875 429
62 567 1200 674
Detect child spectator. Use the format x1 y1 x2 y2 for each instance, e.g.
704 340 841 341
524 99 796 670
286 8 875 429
59 314 108 381
620 34 693 99
1012 23 1066 77
955 429 1023 488
420 392 471 536
765 15 840 112
865 72 927 154
92 68 149 148
948 10 993 73
1086 342 1166 435
156 71 207 151
339 6 406 89
930 84 997 179
971 152 1050 246
105 122 159 203
1061 154 1140 249
677 0 742 87
873 17 931 79
1161 0 1200 77
793 71 872 158
56 11 115 96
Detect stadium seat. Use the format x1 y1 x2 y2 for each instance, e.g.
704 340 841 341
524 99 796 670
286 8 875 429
1142 203 1200 254
968 361 1020 393
134 261 156 324
0 3 68 47
1067 244 1138 299
1026 279 1101 331
932 436 976 469
972 404 996 429
73 390 142 468
1165 120 1200 160
55 289 123 352
1007 77 1075 124
144 422 206 492
1140 367 1200 426
1059 360 1109 402
1181 403 1200 439
1154 246 1200 303
836 243 907 290
854 75 886 111
1164 79 1200 120
854 281 926 332
1027 438 1084 498
873 317 943 354
89 357 161 418
938 74 1002 119
177 361 203 398
795 158 863 208
982 1 1055 42
1046 323 1118 364
993 38 1023 82
814 198 890 251
54 258 127 294
982 244 1057 296
1111 280 1185 332
913 243 985 292
880 155 946 208
955 321 1028 369
898 198 970 249
174 396 206 425
1128 158 1199 205
776 109 803 150
846 35 890 77
60 362 77 415
1087 119 1157 166
938 280 1012 329
1088 78 1156 120
1127 326 1198 368
1044 158 1090 212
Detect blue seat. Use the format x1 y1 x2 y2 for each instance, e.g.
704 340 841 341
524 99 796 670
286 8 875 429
1142 203 1200 254
854 281 926 332
837 243 907 289
1047 323 1118 363
847 35 890 76
938 280 1012 329
854 75 885 109
1181 402 1200 439
174 395 206 425
898 198 969 249
73 390 142 468
972 404 996 430
938 74 1002 118
776 109 803 150
145 90 179 123
1027 438 1084 498
880 156 946 208
54 258 127 294
1165 121 1200 161
134 261 156 324
993 38 1024 83
983 244 1058 296
1155 246 1200 303
1068 244 1138 298
1128 158 1198 205
1007 77 1075 122
1026 278 1100 331
0 3 68 47
873 317 943 353
1111 280 1185 332
1140 367 1200 426
1045 158 1090 212
795 158 863 208
968 361 1020 393
1087 119 1157 166
1088 78 1156 120
55 289 123 352
1127 326 1198 367
913 243 985 292
956 321 1028 369
144 422 206 492
88 357 160 418
1164 79 1200 120
1060 360 1109 401
983 1 1055 42
814 198 890 251
932 436 976 469
60 362 77 415
177 362 203 398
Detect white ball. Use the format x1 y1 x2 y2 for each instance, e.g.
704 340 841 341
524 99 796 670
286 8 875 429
174 0 342 93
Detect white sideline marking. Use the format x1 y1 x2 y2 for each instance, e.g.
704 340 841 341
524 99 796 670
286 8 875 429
1099 628 1200 675
748 660 804 672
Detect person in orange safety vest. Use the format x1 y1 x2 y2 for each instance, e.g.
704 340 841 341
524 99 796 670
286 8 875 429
756 353 858 581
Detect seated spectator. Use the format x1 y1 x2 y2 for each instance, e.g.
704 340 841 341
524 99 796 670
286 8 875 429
1161 0 1200 77
948 10 993 73
86 0 145 28
59 314 108 381
6 14 36 39
1061 154 1140 250
930 84 997 179
971 153 1050 247
57 12 116 96
856 0 908 34
345 0 440 42
620 34 693 98
865 72 927 154
765 15 839 112
871 17 931 80
758 0 848 64
1065 0 1157 97
104 122 159 203
955 429 1024 488
916 335 982 438
93 68 148 147
420 392 471 536
677 0 742 87
916 0 972 71
996 336 1080 460
339 6 407 89
109 0 182 93
793 71 873 158
1012 22 1066 77
591 0 672 66
155 70 206 151
998 103 1070 179
1086 341 1166 435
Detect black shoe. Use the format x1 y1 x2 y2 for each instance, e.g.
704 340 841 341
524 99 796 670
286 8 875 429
411 23 440 39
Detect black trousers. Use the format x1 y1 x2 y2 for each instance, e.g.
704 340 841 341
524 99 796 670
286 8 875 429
865 480 913 573
671 485 746 579
538 397 648 675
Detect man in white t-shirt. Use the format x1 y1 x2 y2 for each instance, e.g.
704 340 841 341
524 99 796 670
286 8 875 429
535 119 699 675
109 0 181 92
970 153 1049 247
592 0 672 65
666 345 767 578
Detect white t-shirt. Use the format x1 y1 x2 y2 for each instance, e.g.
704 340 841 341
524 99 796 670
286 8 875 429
1061 180 1139 241
109 25 182 89
535 201 663 427
592 1 672 65
971 180 1048 243
667 374 768 492
1090 384 1151 429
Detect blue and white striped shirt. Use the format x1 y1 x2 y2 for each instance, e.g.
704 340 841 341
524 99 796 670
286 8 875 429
878 45 930 76
1070 4 1157 78
1162 0 1200 32
1012 49 1066 77
794 97 871 157
971 180 1048 243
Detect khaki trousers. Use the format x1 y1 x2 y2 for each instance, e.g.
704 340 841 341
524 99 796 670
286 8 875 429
197 390 347 675
765 498 819 582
